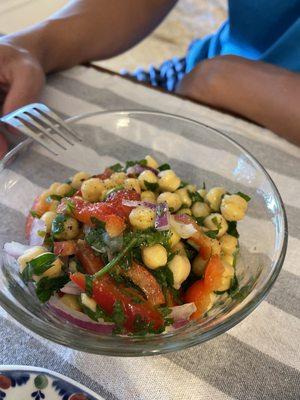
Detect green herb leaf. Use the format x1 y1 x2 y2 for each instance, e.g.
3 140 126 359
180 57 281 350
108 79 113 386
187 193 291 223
112 300 126 328
152 267 174 288
204 230 219 239
30 210 40 218
211 216 222 230
85 275 94 297
228 273 239 295
193 216 205 226
178 180 188 189
35 275 69 303
188 190 204 204
21 253 57 281
236 191 251 202
227 221 239 238
65 199 75 214
81 303 112 323
104 185 124 200
144 181 159 191
109 163 123 172
158 163 171 171
46 194 63 203
51 214 67 236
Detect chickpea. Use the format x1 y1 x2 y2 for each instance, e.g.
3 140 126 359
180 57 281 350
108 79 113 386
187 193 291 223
168 255 191 289
205 187 226 211
56 183 72 197
176 208 192 216
157 192 182 212
222 254 234 266
221 194 248 221
210 238 222 255
138 170 158 190
169 228 181 248
129 206 155 230
49 182 61 194
110 172 127 185
124 178 141 194
176 188 192 207
71 172 91 190
41 211 57 233
142 244 168 269
81 178 105 202
158 170 181 192
192 255 207 277
204 213 228 238
215 262 235 291
61 294 81 312
17 246 47 273
54 217 80 240
145 155 159 169
141 190 157 203
192 202 211 218
172 241 186 257
81 293 97 312
220 234 238 255
103 178 116 191
43 258 63 279
197 188 207 198
185 184 196 193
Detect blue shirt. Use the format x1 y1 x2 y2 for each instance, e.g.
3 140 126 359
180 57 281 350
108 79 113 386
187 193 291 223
186 0 300 73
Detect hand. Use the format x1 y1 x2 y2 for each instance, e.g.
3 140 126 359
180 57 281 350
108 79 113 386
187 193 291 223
0 42 45 116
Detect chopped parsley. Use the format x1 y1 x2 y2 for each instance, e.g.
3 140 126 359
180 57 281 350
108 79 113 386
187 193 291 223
204 230 219 239
85 275 94 297
109 163 123 173
35 275 69 303
188 190 204 204
112 300 126 331
81 303 112 323
151 267 174 288
51 214 67 236
211 216 222 230
227 221 240 238
21 253 57 282
158 163 171 171
46 194 63 203
144 181 159 191
236 191 251 202
30 210 40 218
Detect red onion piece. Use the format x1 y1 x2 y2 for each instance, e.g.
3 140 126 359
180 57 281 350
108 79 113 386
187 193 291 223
3 241 31 258
170 302 196 322
126 164 158 176
48 296 115 334
29 218 47 246
169 215 197 239
155 202 170 231
60 281 82 295
121 199 157 210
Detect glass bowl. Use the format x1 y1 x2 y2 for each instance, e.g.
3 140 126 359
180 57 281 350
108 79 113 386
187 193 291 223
0 110 287 356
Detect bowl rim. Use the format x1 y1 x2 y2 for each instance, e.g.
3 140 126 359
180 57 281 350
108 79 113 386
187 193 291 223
0 109 288 356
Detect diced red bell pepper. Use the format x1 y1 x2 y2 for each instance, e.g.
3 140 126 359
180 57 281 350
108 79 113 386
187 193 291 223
54 240 77 256
71 272 164 333
184 279 212 319
58 197 126 237
75 240 104 274
105 189 141 218
122 262 165 306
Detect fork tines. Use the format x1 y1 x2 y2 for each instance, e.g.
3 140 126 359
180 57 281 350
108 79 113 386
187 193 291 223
1 103 82 155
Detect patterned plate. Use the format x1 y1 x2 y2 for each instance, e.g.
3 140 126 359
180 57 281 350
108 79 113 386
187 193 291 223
0 366 101 400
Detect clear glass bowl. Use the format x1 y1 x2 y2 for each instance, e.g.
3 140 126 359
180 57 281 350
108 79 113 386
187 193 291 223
0 110 287 356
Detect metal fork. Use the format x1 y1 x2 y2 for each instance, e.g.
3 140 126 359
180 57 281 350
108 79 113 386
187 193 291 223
1 103 82 155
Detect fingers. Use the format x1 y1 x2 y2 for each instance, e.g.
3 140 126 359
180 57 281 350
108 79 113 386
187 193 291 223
2 66 45 115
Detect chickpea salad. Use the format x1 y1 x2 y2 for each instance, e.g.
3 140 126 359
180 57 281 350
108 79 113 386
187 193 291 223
4 155 250 335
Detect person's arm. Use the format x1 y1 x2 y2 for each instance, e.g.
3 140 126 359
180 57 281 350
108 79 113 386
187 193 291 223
0 0 176 114
177 55 300 146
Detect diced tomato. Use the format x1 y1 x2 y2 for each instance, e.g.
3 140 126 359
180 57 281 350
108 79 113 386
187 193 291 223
71 272 164 332
58 197 126 237
105 189 141 218
54 240 77 256
184 279 212 319
75 240 104 274
204 254 225 291
93 168 113 180
122 262 165 306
